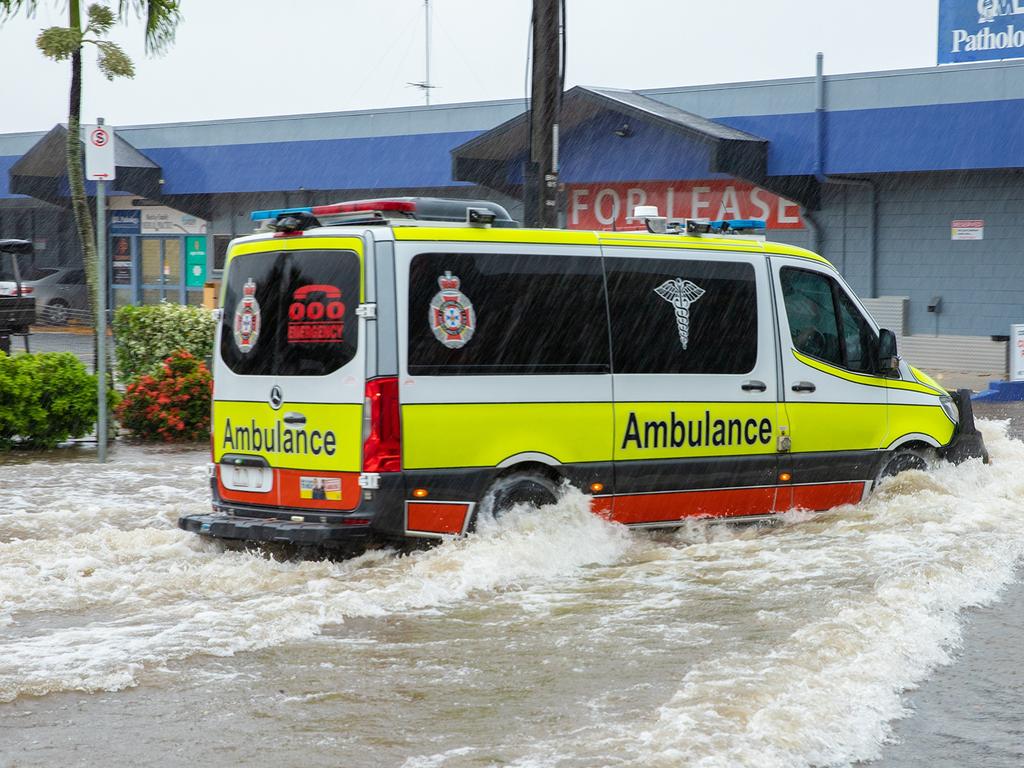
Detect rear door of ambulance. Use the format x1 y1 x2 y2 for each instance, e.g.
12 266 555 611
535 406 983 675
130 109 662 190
212 234 367 514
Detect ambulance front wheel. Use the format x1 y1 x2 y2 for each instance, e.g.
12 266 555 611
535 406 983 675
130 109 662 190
475 471 559 528
877 447 931 480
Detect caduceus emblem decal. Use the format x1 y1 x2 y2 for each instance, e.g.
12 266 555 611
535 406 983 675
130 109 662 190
655 278 705 350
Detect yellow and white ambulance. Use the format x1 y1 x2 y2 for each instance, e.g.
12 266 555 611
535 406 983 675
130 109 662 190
178 198 987 550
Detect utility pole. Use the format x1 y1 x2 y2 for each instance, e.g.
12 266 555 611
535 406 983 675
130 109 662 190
526 0 562 228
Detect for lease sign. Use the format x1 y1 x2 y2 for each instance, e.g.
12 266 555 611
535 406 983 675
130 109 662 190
566 181 803 230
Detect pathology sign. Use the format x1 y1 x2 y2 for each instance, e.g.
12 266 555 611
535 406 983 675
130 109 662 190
939 0 1024 64
566 181 803 230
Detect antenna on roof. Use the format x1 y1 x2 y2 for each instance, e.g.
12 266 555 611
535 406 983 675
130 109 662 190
407 0 437 105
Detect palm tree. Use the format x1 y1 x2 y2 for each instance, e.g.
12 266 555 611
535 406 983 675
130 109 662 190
0 1 180 351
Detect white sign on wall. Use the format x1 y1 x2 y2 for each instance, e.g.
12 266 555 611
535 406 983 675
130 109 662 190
951 219 984 240
1011 324 1024 382
140 206 208 235
83 124 115 181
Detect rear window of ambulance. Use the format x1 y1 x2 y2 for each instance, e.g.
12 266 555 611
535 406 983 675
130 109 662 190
220 249 360 377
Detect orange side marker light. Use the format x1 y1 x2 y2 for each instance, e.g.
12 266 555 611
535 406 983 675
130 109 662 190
590 482 605 493
412 488 429 499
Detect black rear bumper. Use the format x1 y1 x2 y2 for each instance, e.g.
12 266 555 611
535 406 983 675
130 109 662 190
179 472 409 549
178 512 372 547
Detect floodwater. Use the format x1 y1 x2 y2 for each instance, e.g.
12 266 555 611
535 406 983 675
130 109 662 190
1 420 1022 768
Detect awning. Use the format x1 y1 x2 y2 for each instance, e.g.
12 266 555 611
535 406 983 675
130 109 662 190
9 124 163 206
452 86 819 209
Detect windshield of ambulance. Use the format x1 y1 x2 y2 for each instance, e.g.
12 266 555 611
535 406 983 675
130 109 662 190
220 249 360 376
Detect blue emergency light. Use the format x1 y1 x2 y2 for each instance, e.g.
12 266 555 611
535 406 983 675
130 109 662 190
251 206 314 221
709 219 767 233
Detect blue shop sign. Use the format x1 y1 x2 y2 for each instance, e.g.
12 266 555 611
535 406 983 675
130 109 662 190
109 209 141 234
939 0 1024 64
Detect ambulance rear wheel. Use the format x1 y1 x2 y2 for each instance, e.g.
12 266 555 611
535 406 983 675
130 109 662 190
477 471 559 526
877 447 930 480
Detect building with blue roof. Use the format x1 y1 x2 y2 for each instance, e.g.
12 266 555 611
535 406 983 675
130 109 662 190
3 58 1023 371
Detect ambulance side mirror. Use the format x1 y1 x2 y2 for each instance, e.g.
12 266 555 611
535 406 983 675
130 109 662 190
878 328 899 374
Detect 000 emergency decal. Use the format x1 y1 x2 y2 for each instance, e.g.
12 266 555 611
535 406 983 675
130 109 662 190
288 284 346 343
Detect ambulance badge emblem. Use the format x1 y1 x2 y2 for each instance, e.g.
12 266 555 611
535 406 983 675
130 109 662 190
655 278 705 350
429 271 476 348
233 278 261 354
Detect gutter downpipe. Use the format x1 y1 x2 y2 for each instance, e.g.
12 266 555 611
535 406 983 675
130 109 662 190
813 52 878 296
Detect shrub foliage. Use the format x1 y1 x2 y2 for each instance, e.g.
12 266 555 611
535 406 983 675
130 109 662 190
113 302 215 382
0 352 99 450
116 350 213 442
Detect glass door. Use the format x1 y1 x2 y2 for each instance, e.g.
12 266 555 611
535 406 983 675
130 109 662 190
140 236 184 304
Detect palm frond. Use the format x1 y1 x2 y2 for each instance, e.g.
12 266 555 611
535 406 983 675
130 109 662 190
117 0 181 54
0 1 38 21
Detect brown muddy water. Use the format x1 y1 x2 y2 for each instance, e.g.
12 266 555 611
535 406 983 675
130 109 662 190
1 415 1022 768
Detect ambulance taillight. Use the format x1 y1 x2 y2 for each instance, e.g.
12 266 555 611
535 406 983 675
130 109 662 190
362 377 401 472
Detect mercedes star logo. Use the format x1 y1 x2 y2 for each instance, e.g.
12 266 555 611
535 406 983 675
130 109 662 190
269 385 284 410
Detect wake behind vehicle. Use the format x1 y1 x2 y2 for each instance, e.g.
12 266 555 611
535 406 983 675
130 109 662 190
0 239 35 356
179 198 988 551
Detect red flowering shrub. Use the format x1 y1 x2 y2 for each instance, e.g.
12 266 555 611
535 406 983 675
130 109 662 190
116 350 212 442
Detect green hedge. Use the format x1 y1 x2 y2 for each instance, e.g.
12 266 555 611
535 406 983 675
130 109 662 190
0 352 99 450
113 302 216 382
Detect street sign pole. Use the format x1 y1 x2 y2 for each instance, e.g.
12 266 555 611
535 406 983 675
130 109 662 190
96 167 107 462
85 119 115 463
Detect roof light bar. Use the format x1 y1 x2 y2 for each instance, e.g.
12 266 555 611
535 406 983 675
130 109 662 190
312 199 417 216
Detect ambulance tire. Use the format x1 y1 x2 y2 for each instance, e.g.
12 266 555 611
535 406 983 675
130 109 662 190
877 447 930 480
476 471 559 527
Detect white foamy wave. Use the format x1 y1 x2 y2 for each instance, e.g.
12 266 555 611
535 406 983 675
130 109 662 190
0 482 630 702
597 419 1024 768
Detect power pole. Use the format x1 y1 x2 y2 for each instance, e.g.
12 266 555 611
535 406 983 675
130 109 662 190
525 0 562 228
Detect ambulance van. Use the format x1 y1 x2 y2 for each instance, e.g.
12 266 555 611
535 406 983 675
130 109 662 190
179 197 988 550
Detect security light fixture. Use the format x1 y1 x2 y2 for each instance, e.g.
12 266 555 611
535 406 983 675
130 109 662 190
613 122 633 138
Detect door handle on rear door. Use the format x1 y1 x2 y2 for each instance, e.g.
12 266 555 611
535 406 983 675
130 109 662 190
283 412 306 425
741 380 767 392
791 381 816 393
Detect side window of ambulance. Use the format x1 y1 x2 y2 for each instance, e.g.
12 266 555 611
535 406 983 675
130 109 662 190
407 252 609 375
780 267 877 373
780 268 842 366
836 289 878 373
605 258 757 374
220 250 360 377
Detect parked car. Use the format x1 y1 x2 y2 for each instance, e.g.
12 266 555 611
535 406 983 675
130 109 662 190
0 265 89 325
0 239 35 354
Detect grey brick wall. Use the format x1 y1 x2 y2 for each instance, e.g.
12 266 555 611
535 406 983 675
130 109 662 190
771 171 1024 338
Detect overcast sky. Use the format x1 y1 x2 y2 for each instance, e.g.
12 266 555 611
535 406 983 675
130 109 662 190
0 0 939 134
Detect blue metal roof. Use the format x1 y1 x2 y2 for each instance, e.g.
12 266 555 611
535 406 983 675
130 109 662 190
4 87 1024 199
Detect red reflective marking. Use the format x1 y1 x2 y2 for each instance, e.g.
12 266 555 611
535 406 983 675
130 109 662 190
789 482 865 511
599 482 867 525
610 487 777 524
407 502 469 535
